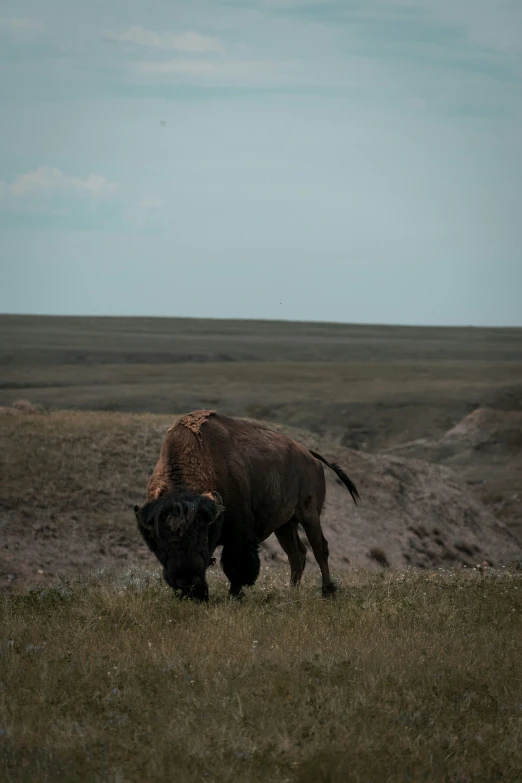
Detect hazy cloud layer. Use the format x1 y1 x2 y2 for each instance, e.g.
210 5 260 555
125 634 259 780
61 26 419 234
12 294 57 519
105 27 223 53
0 0 520 324
0 166 119 202
0 16 44 34
0 166 164 232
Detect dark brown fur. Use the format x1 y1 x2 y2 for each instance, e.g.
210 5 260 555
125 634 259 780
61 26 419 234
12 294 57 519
135 411 360 600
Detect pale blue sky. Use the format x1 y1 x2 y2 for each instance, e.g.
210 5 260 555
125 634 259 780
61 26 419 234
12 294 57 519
1 0 521 325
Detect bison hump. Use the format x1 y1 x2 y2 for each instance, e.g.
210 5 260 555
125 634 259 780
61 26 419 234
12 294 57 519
173 410 217 437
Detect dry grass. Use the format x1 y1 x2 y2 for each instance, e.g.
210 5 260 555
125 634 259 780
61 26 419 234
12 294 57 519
0 410 173 590
1 567 521 783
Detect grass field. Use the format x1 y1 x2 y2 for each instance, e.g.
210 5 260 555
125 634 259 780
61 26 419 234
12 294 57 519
1 567 521 783
1 315 521 781
2 315 521 366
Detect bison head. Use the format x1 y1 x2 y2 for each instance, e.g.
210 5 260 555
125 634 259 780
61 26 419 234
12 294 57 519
134 490 224 602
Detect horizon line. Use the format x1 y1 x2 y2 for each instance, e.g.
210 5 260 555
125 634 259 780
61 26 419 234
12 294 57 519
1 312 521 330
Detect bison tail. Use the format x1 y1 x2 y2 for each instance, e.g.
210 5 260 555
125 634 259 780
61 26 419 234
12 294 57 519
309 450 361 506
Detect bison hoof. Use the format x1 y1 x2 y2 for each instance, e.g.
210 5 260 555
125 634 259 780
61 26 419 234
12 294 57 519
229 585 245 600
322 583 337 599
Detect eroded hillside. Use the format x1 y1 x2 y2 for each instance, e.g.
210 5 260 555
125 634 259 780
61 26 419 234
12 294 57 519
1 407 518 592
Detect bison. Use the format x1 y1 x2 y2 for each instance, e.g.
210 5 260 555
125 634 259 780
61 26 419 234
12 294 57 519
134 410 360 601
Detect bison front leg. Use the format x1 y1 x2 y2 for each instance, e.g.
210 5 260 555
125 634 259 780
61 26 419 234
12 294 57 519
221 533 260 598
299 514 336 598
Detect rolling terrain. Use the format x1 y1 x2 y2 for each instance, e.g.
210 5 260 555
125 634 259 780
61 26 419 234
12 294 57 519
1 315 521 589
2 317 521 448
1 408 518 592
1 315 522 783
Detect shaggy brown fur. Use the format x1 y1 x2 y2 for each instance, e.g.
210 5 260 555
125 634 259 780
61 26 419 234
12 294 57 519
174 409 217 438
136 411 360 600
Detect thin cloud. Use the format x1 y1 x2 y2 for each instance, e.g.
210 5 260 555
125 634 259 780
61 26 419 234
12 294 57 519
134 57 302 87
0 17 44 35
105 26 223 53
139 197 164 209
136 59 249 75
124 197 165 230
427 0 522 54
273 0 522 56
0 166 165 232
0 166 119 203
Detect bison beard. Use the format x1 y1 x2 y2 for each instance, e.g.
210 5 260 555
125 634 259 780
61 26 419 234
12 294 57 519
134 410 360 601
134 490 224 602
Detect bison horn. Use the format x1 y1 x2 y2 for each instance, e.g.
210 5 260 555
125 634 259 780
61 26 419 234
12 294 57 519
210 492 225 523
201 491 225 523
134 505 153 531
212 492 224 508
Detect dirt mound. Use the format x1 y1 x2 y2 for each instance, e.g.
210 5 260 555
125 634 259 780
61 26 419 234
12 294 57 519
384 406 522 541
388 407 522 465
445 408 522 458
0 411 518 592
479 384 522 412
0 399 46 416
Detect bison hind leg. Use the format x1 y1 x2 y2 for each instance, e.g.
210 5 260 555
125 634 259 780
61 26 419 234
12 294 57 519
275 519 307 587
221 534 260 598
298 514 336 598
